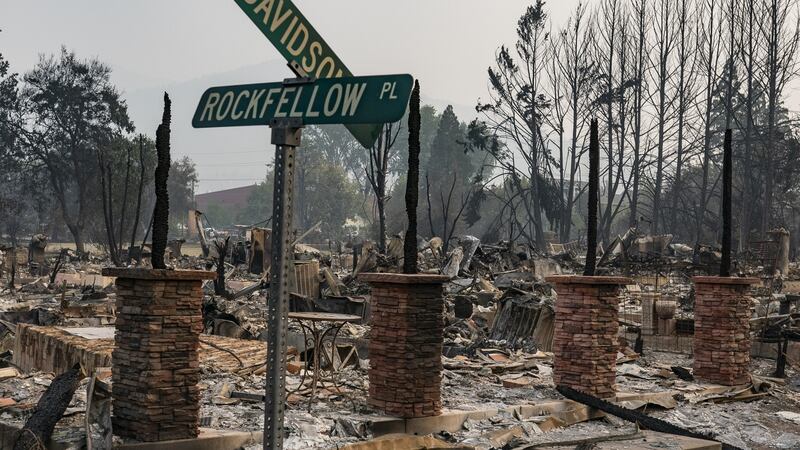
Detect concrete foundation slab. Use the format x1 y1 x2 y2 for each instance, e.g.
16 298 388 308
115 428 262 449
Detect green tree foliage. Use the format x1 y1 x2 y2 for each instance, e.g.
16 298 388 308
237 154 359 240
168 156 199 233
0 46 19 162
422 106 483 247
0 47 199 254
21 48 134 252
0 46 27 244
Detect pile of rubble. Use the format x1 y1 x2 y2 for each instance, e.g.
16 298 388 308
0 230 799 449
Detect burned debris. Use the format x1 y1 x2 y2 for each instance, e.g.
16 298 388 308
3 0 800 449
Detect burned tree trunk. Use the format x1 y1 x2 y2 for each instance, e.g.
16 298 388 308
584 119 599 276
49 248 68 285
117 144 132 258
720 129 732 277
9 243 16 292
98 148 121 267
214 237 230 296
129 135 147 263
151 93 171 270
14 364 82 450
403 80 421 274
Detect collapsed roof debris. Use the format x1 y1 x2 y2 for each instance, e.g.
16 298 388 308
0 227 797 449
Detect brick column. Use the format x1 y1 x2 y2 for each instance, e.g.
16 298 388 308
546 275 631 399
692 276 758 385
103 268 215 442
360 273 448 418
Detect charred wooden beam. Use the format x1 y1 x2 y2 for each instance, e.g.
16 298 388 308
556 385 741 450
14 364 82 450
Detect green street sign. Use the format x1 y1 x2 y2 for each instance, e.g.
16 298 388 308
192 74 413 129
234 0 384 148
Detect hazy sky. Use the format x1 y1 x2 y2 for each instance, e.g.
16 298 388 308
1 1 580 192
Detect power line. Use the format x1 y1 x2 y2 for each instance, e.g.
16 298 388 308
194 162 268 167
198 177 264 181
176 150 269 156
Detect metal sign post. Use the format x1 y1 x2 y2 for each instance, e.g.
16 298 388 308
192 72 412 450
264 116 302 450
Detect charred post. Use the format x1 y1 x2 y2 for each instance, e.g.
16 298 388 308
403 80 421 274
214 237 231 296
151 93 171 270
720 128 732 277
584 119 599 276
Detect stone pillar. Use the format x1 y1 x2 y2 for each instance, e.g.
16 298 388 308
692 276 758 385
546 275 631 399
102 268 215 442
360 273 448 418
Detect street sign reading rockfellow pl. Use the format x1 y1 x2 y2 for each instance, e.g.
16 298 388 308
233 0 383 148
192 74 413 128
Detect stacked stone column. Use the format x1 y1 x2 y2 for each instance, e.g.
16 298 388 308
692 276 757 385
360 273 448 418
103 268 215 442
547 275 630 399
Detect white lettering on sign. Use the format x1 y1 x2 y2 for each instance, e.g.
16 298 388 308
260 88 282 117
305 86 320 118
240 0 346 80
245 89 266 119
289 87 304 118
231 90 250 120
379 82 398 100
323 84 342 117
342 83 366 116
280 17 298 44
274 87 295 118
217 92 235 120
197 80 381 124
302 42 322 74
287 24 308 57
200 93 221 121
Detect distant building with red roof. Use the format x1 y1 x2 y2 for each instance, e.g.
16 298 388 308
195 184 257 213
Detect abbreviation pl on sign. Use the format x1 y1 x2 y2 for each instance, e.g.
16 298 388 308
380 82 399 100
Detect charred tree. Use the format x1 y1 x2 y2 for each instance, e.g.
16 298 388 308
9 243 16 292
584 119 599 276
366 122 401 254
129 135 147 263
151 93 171 270
117 142 132 258
14 364 82 450
720 129 732 277
214 237 230 296
403 80 421 274
97 146 121 267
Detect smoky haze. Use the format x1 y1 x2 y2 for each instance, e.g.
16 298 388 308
0 0 579 193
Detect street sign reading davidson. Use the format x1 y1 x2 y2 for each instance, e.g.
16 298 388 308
192 74 413 128
234 0 385 147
